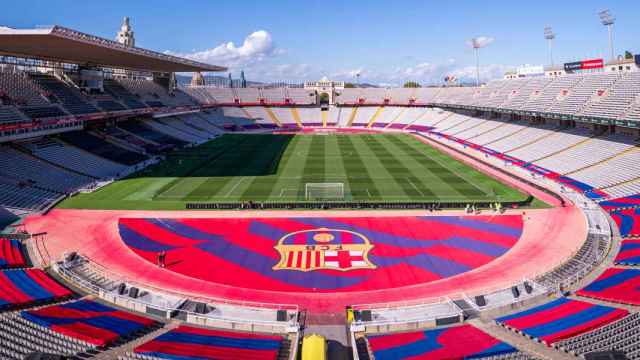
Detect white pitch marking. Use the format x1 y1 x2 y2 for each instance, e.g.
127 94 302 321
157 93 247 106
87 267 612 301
225 177 247 198
406 178 425 196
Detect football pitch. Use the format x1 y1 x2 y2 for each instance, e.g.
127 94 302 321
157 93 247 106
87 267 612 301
60 133 529 210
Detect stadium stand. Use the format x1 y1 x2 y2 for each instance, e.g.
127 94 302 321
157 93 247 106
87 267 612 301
24 138 127 179
366 325 522 360
119 120 188 147
0 146 94 193
59 131 148 166
130 325 286 360
286 88 316 105
556 312 640 358
29 73 100 115
610 208 640 238
0 207 18 229
20 299 159 347
0 238 26 269
495 298 628 345
0 268 72 310
103 79 149 109
615 240 640 265
577 268 640 305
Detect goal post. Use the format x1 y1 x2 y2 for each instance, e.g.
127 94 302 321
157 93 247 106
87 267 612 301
305 183 345 201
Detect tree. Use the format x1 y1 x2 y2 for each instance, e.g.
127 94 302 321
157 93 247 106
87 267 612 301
319 92 330 104
344 83 356 88
625 51 634 59
403 81 422 88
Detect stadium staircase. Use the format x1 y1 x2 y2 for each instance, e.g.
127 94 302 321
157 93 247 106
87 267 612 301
290 107 303 127
383 107 408 129
96 321 179 360
483 124 532 146
531 134 599 162
565 146 640 176
466 121 511 141
346 107 359 127
29 73 100 115
418 111 454 130
452 118 491 136
265 107 283 127
601 176 640 193
504 128 561 153
470 319 574 360
365 106 385 128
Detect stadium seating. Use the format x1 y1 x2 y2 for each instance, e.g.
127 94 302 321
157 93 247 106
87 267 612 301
0 239 26 268
59 131 148 166
20 299 158 347
615 240 640 265
366 324 518 359
0 146 94 193
0 106 28 125
496 298 628 344
0 268 72 310
103 79 148 109
600 194 640 211
0 70 50 107
557 312 640 358
119 120 188 147
610 208 640 238
133 325 284 360
0 178 60 211
577 268 640 305
29 73 100 115
25 138 127 179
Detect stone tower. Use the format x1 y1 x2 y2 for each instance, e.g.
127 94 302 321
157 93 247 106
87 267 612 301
116 17 135 48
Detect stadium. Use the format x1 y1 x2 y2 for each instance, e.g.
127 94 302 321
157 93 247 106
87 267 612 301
0 3 640 360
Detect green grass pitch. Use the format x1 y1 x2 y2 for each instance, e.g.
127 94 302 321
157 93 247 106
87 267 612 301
59 133 529 210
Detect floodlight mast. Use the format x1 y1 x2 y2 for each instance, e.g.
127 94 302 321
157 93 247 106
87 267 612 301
599 9 616 61
544 26 556 66
471 38 481 87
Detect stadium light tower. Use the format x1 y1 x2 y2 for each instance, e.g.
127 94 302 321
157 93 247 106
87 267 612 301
470 38 483 87
599 9 616 61
544 26 556 66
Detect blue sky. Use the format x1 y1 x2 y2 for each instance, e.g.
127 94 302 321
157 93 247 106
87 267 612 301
2 0 638 85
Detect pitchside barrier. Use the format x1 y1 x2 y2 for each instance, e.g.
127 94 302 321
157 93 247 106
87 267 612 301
185 196 534 210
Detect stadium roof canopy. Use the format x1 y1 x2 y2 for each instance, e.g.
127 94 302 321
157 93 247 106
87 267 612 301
0 26 226 73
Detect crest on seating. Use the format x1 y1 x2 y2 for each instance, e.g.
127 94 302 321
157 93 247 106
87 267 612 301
272 227 376 272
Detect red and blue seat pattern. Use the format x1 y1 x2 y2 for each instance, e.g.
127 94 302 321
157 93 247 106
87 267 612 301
0 269 71 309
118 215 522 292
0 239 26 268
615 240 640 265
20 299 158 346
577 268 640 305
366 324 516 360
495 298 627 344
610 208 640 238
600 194 640 212
134 325 283 360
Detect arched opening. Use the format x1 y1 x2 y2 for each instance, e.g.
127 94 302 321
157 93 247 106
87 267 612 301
319 92 330 105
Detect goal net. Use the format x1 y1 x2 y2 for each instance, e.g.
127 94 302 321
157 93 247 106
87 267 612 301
305 183 345 201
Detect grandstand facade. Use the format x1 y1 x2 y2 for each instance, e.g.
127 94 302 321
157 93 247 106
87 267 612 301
1 18 640 360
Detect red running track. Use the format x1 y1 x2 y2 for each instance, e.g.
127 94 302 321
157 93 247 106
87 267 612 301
25 206 585 313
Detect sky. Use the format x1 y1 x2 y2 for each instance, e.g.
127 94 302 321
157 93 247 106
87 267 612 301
2 0 639 85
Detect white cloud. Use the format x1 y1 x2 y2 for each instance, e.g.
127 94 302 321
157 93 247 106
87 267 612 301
168 30 283 70
467 36 495 49
169 30 507 85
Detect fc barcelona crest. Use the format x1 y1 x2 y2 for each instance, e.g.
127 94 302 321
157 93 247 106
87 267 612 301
272 227 376 272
